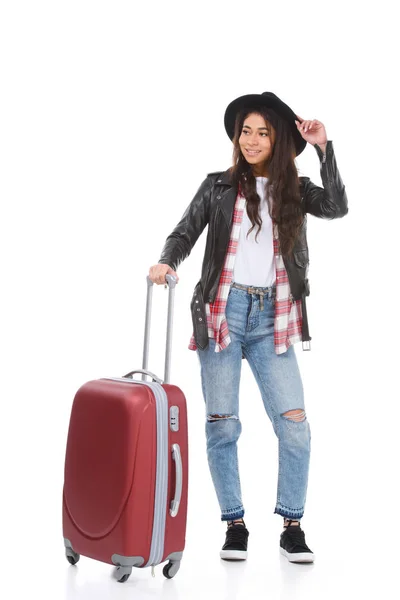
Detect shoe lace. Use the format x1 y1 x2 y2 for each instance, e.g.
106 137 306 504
226 525 248 542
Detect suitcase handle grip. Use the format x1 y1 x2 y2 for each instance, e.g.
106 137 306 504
170 443 182 518
141 274 177 384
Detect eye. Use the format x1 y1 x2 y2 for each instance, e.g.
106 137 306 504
241 129 268 136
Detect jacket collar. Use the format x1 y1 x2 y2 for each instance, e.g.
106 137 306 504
215 168 306 236
217 168 235 187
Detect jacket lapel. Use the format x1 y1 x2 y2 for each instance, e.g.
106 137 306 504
215 168 238 230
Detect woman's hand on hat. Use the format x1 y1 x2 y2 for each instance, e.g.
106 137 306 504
295 116 327 146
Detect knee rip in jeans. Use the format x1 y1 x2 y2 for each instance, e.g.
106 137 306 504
282 409 306 422
207 414 239 422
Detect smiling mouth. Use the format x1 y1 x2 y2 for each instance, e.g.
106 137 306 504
246 149 261 155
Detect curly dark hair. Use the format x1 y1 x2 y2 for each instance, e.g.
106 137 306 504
229 107 304 258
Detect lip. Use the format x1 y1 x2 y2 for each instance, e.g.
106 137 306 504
246 149 261 154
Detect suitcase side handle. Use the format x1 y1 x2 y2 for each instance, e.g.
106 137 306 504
141 274 177 384
170 443 182 518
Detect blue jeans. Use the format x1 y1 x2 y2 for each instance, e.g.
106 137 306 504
196 282 311 521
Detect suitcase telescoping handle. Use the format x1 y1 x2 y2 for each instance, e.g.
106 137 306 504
123 273 177 385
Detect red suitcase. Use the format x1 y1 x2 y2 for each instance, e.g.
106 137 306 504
62 274 188 582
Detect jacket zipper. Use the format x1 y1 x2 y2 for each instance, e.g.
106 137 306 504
206 205 221 302
316 142 327 163
210 205 219 258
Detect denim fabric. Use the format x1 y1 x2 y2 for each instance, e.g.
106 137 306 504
196 282 311 521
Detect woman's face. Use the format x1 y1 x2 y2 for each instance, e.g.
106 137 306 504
238 112 275 174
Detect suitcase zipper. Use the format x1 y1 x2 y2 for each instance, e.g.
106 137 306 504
146 381 168 569
102 378 169 569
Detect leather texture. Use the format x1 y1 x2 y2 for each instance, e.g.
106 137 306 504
158 141 348 350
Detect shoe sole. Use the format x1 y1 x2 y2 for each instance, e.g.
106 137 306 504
280 547 315 563
220 550 248 560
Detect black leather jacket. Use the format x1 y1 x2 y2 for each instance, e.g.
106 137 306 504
158 141 348 352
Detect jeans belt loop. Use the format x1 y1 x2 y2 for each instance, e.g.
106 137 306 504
259 293 264 311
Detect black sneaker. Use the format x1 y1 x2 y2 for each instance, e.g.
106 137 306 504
280 522 315 563
220 520 249 561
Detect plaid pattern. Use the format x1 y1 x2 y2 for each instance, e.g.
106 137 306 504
188 187 303 355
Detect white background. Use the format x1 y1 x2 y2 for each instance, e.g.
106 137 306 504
1 1 399 598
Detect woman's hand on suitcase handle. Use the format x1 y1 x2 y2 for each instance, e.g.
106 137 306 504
149 264 180 286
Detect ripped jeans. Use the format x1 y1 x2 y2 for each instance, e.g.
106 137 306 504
196 282 311 521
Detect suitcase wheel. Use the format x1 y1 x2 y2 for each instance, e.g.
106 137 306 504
115 566 132 583
162 560 181 579
65 548 80 566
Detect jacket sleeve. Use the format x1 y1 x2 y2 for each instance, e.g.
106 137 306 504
158 175 213 271
302 140 348 219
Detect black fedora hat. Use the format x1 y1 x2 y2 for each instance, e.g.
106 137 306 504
224 91 307 156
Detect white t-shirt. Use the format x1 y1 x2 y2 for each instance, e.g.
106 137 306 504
232 176 276 287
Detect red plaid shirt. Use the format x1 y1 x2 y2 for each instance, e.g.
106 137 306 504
188 187 304 355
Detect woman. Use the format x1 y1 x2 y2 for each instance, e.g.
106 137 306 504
149 92 348 564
